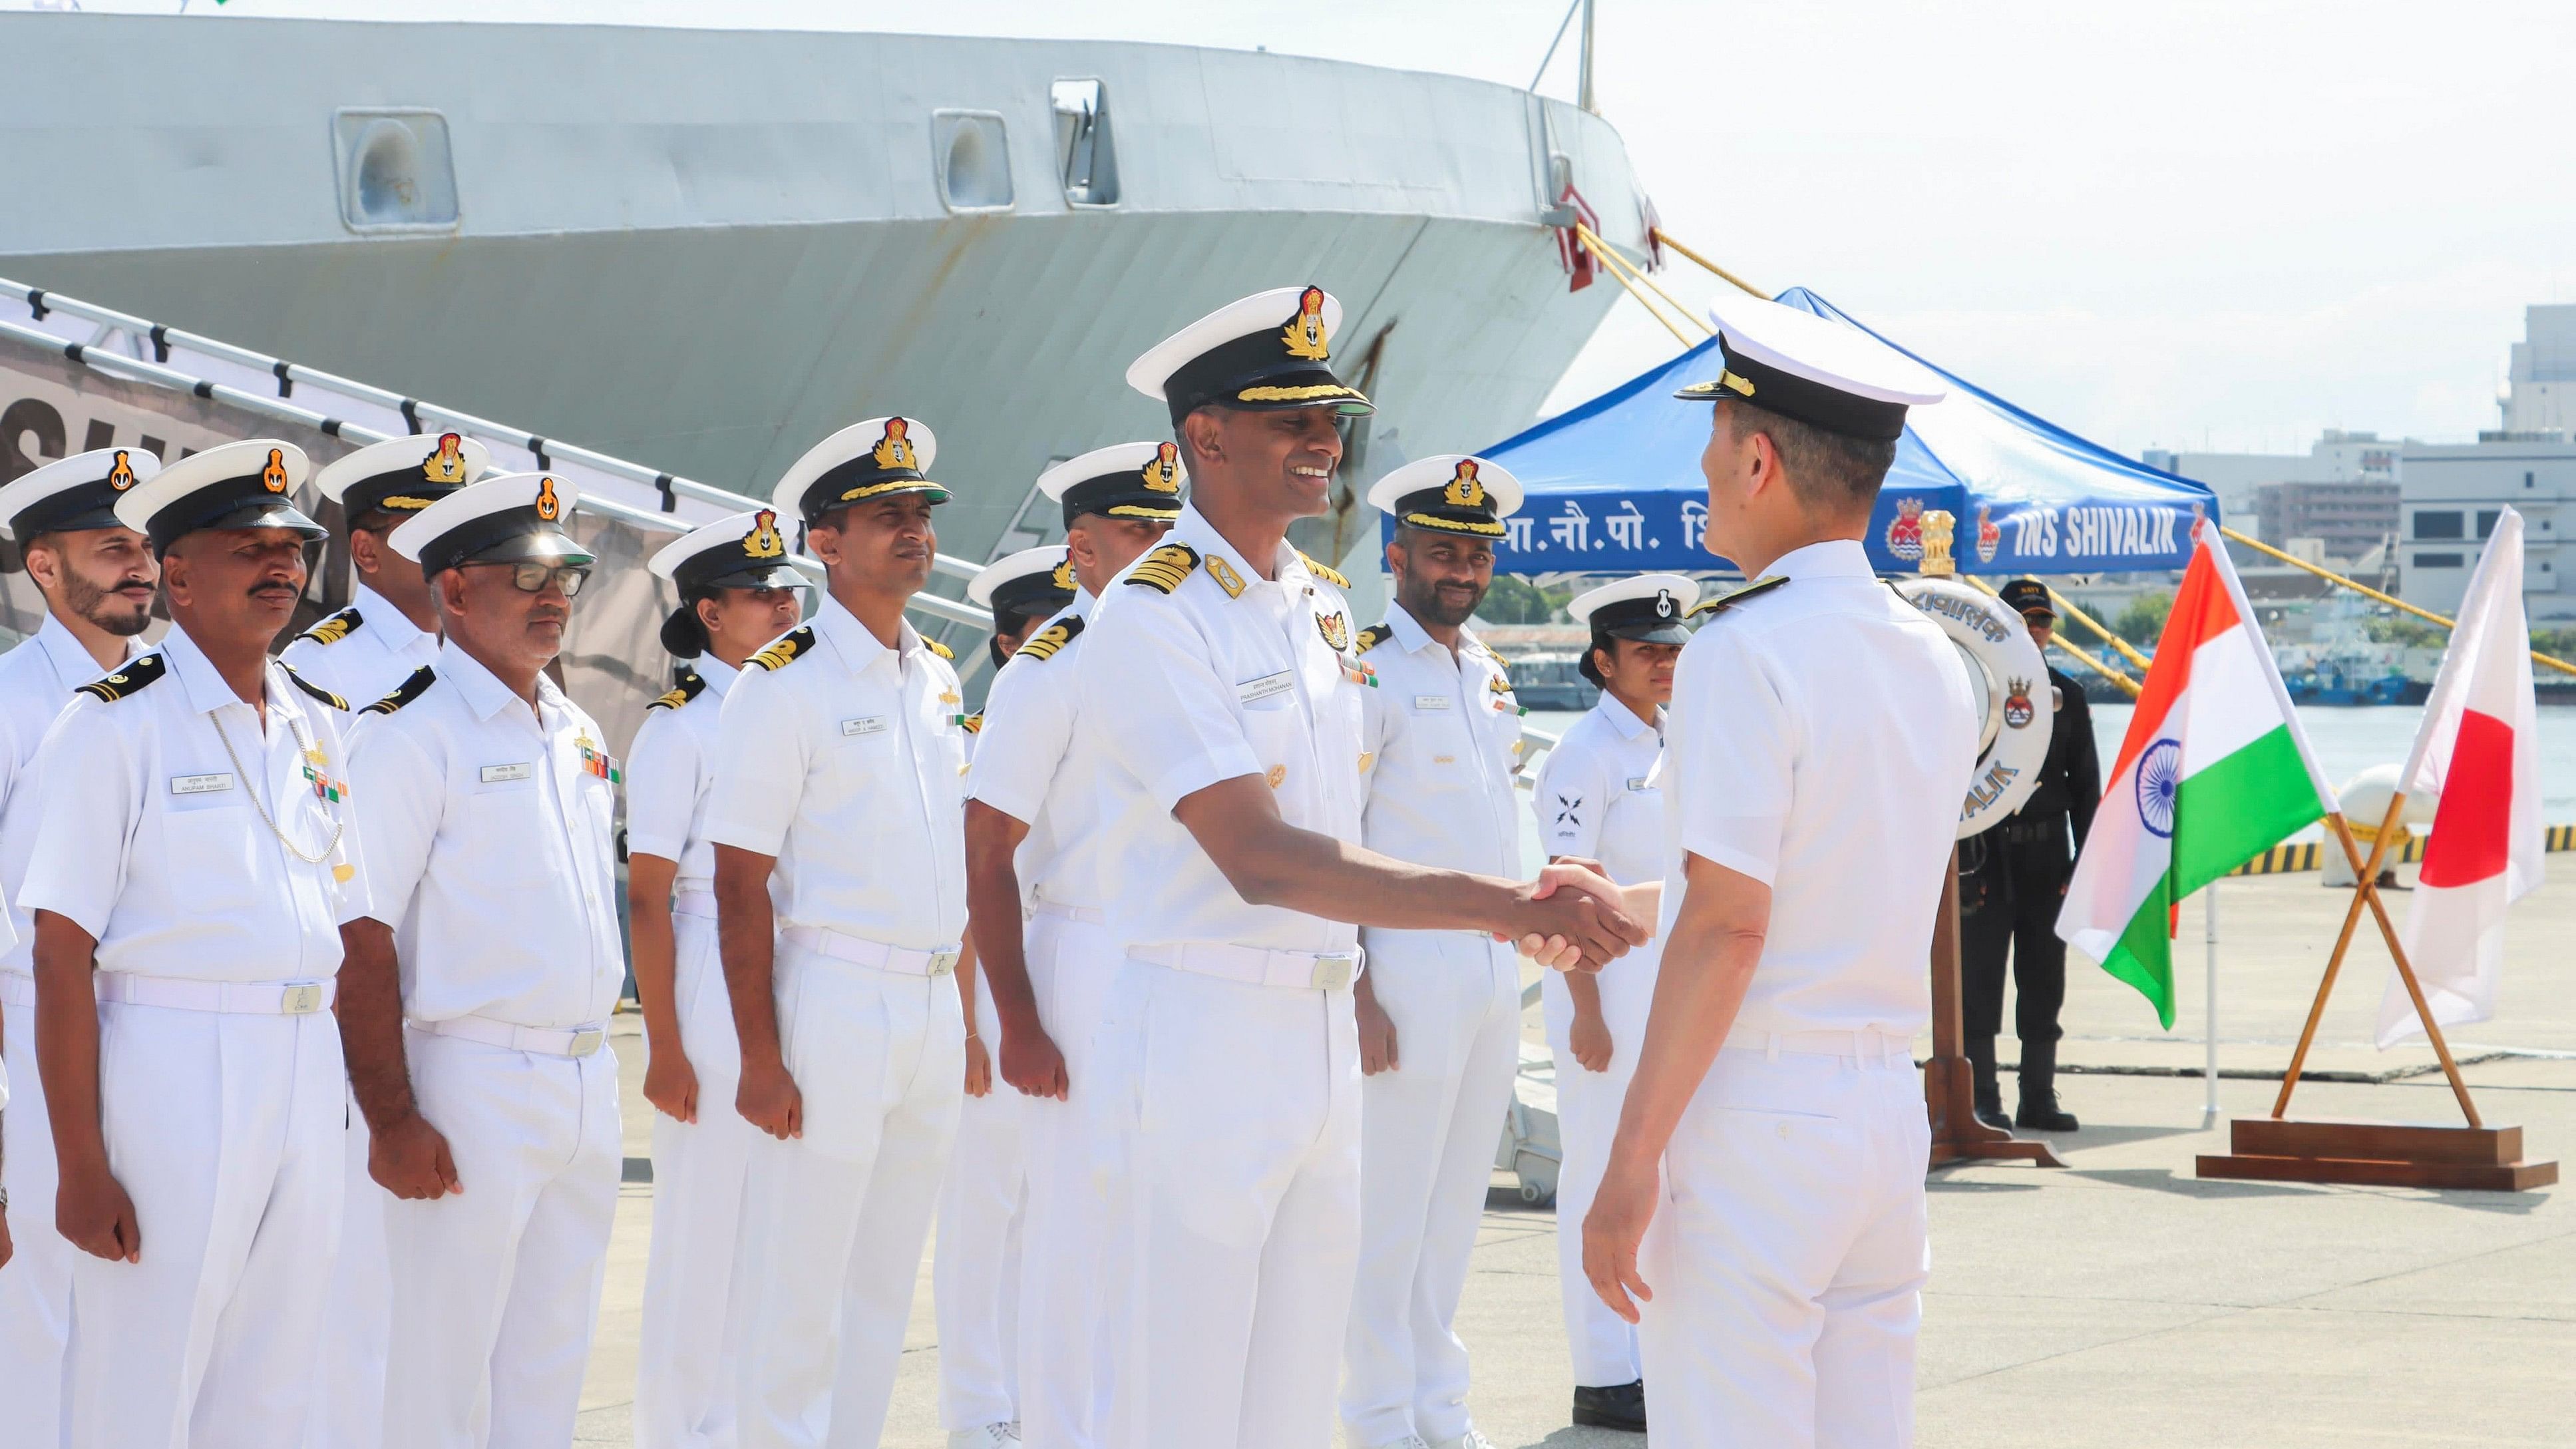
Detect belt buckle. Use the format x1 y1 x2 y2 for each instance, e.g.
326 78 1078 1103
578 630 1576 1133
928 947 961 978
280 982 325 1015
568 1028 606 1058
1309 954 1358 992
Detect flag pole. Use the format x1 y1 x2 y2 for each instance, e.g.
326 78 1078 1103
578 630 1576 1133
2322 813 2485 1129
2273 799 2406 1118
2202 879 2220 1128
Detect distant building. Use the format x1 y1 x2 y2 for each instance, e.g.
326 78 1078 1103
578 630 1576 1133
2398 436 2571 622
2253 479 2400 564
2500 304 2576 438
2141 429 2404 536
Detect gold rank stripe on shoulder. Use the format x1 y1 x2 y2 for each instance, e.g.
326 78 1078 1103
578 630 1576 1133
647 670 707 712
752 626 815 672
362 664 437 715
924 636 955 661
282 666 350 712
75 651 168 703
1354 622 1393 656
1477 641 1510 667
297 606 361 647
1125 541 1200 594
1015 614 1085 662
1688 574 1789 619
1299 551 1351 589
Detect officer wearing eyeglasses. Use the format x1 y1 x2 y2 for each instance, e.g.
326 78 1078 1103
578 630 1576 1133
333 473 630 1448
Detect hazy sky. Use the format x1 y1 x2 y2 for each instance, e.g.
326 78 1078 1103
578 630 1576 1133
67 0 2576 457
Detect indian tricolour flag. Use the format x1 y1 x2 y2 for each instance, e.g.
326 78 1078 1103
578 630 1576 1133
2058 528 2339 1026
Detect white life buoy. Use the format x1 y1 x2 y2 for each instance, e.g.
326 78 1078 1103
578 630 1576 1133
1895 578 2054 839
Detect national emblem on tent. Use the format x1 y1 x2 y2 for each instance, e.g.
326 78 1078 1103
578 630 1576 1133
1885 496 1926 561
1976 505 2001 563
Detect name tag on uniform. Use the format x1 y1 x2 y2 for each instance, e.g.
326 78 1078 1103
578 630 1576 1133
169 772 235 796
480 763 533 784
1412 694 1452 711
1627 776 1655 792
842 716 889 737
1238 670 1294 706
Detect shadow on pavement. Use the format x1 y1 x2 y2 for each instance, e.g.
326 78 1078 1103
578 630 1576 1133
2068 1167 2313 1198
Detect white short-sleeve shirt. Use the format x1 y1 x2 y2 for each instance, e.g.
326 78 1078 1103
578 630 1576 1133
343 639 625 1029
705 595 969 950
1533 690 1665 889
624 656 740 892
1354 602 1523 878
19 624 367 984
0 614 140 976
1079 505 1366 956
966 590 1108 911
1658 538 1976 1037
279 582 441 710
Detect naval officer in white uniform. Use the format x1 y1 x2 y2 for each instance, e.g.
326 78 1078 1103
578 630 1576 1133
1338 453 1529 1449
1582 295 1971 1449
1532 572 1700 1435
0 445 159 1446
23 439 366 1446
711 417 971 1449
283 429 485 1449
629 507 806 1449
335 472 628 1449
1088 286 1646 1449
936 540 1078 1449
960 443 1180 1449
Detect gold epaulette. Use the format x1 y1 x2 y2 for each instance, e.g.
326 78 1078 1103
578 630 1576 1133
1299 551 1351 589
75 652 167 704
1354 623 1393 656
1127 542 1200 594
1015 615 1084 662
647 670 706 712
751 626 815 672
362 665 437 716
295 606 361 647
1688 575 1789 619
282 665 349 712
925 636 955 661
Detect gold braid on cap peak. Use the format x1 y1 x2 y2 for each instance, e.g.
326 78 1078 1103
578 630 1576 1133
1125 542 1200 594
1401 512 1506 537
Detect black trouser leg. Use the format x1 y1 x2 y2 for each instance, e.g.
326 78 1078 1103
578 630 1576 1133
2009 844 2071 1048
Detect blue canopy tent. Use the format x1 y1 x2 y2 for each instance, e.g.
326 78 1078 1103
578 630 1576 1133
1465 288 2217 576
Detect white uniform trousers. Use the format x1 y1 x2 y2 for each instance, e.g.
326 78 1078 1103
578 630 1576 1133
1339 934 1521 1448
733 940 964 1449
65 997 347 1448
934 970 1026 1434
1538 947 1660 1390
1638 1042 1930 1449
1013 907 1121 1449
383 1027 622 1449
305 1092 391 1449
638 909 757 1449
1095 956 1362 1449
0 980 73 1449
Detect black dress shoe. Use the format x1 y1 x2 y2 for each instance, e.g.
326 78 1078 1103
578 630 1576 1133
1572 1379 1647 1432
2016 1093 2080 1132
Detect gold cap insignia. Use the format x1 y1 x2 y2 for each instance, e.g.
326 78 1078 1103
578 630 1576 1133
261 448 289 494
872 417 919 473
1280 285 1331 362
745 508 786 560
423 432 468 483
1049 557 1076 592
1142 441 1182 494
1442 459 1486 509
106 450 137 490
534 477 562 522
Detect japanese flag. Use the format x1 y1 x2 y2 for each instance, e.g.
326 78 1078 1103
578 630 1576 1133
2378 509 2544 1047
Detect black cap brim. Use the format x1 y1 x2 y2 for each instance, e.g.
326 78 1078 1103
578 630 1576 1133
1600 620 1694 646
202 497 327 542
457 529 596 568
699 564 809 592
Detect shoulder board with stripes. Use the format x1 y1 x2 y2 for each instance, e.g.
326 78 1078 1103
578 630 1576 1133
1125 542 1200 594
648 670 707 712
1688 575 1789 620
295 606 363 648
1475 641 1509 668
925 636 955 661
1015 615 1084 662
1300 551 1351 589
362 664 437 716
751 626 815 672
282 665 350 712
75 651 168 704
1354 623 1393 657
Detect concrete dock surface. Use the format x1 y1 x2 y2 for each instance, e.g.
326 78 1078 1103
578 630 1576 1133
574 867 2575 1446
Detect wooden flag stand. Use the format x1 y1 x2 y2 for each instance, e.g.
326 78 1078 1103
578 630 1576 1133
2197 801 2557 1191
1926 849 2065 1169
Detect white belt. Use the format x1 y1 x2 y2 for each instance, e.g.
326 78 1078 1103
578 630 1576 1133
409 1014 608 1058
1031 899 1105 925
97 973 335 1016
1132 942 1363 992
1724 1026 1915 1067
780 926 960 978
673 889 719 920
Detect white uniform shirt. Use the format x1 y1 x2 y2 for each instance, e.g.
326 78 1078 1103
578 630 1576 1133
345 640 624 1028
624 656 741 893
1080 505 1366 955
705 595 968 950
1533 691 1666 887
1354 602 1522 879
966 590 1110 911
0 615 140 976
19 624 366 983
1658 538 1976 1037
279 582 441 708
